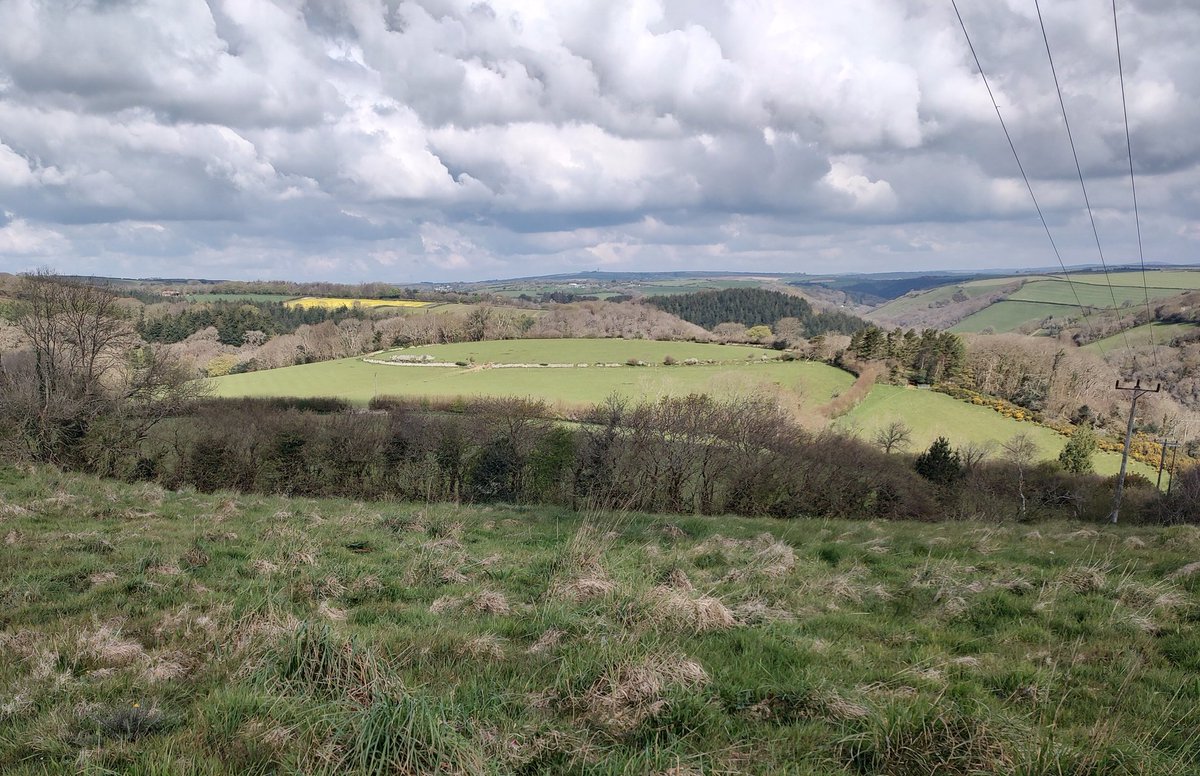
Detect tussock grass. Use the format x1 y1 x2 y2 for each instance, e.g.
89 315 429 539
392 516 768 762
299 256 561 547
1 464 1199 773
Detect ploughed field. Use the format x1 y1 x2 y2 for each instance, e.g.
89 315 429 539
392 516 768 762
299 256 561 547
1 467 1198 774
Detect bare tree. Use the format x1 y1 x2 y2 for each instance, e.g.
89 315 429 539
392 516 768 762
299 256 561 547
958 440 997 473
0 271 202 469
872 420 912 454
1001 432 1039 520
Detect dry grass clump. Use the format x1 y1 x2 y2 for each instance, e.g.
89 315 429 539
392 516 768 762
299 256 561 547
5 529 23 546
467 590 511 616
1167 561 1200 580
553 574 617 602
582 654 709 729
1062 565 1107 594
648 587 735 632
249 558 279 576
731 599 794 625
661 568 694 591
659 523 688 539
429 595 463 615
317 601 347 622
181 545 210 569
407 545 472 586
229 611 301 655
528 628 564 654
76 623 147 668
461 634 506 660
750 535 797 577
88 571 118 587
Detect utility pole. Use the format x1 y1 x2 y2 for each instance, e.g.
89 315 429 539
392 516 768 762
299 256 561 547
1167 442 1181 495
1110 379 1161 524
1155 439 1179 491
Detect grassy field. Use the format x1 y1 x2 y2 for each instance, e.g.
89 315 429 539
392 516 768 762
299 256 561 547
869 277 1026 318
386 339 770 365
949 301 1077 334
211 338 1145 471
285 297 435 311
1008 280 1182 308
873 270 1200 328
1083 322 1200 353
838 386 1154 478
2 466 1199 774
211 354 853 409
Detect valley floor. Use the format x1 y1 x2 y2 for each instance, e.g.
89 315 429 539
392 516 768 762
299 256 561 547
2 467 1199 774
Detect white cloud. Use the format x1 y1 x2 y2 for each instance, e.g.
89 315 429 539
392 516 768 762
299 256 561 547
0 0 1195 280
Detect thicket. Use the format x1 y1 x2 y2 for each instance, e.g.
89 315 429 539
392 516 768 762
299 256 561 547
645 288 866 335
106 395 1166 523
847 325 965 384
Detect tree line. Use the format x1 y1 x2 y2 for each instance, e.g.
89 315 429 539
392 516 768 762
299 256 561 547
645 288 867 336
138 300 372 345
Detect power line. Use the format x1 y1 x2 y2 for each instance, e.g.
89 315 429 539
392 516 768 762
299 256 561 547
1111 0 1159 368
949 0 1104 353
1032 0 1139 370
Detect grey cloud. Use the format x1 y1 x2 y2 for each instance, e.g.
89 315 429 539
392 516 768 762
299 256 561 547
0 0 1195 281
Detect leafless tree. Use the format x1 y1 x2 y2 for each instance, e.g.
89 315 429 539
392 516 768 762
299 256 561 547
872 420 912 454
0 271 203 469
1001 432 1039 520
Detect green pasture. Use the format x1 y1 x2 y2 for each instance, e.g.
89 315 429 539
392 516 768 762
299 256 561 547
1009 280 1183 307
1059 269 1200 289
870 277 1023 317
1082 322 1200 353
838 385 1153 477
949 300 1076 334
386 338 768 364
211 341 853 407
4 466 1198 774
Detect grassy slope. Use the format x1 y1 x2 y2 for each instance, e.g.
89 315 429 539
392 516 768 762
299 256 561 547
838 386 1155 477
2 467 1199 775
875 270 1200 329
1082 322 1200 353
949 301 1076 334
389 339 769 364
211 346 854 407
1008 280 1183 307
870 277 1025 318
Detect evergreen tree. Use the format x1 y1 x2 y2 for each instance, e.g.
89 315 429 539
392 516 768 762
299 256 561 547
1058 425 1097 473
914 436 962 487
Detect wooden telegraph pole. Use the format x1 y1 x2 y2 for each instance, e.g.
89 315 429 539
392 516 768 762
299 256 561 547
1109 379 1161 524
1156 438 1179 491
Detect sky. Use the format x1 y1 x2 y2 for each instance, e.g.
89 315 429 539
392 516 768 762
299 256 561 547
0 0 1198 283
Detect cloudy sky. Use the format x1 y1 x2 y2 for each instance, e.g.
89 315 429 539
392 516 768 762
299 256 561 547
0 0 1197 282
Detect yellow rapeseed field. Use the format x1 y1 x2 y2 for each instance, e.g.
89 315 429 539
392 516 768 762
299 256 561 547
285 296 434 310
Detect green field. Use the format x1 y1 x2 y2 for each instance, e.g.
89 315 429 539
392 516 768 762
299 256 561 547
949 300 1076 334
3 465 1198 774
1083 322 1200 353
838 385 1154 477
870 277 1024 318
872 269 1200 328
211 340 853 407
390 339 768 364
1059 269 1200 288
1008 280 1182 307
